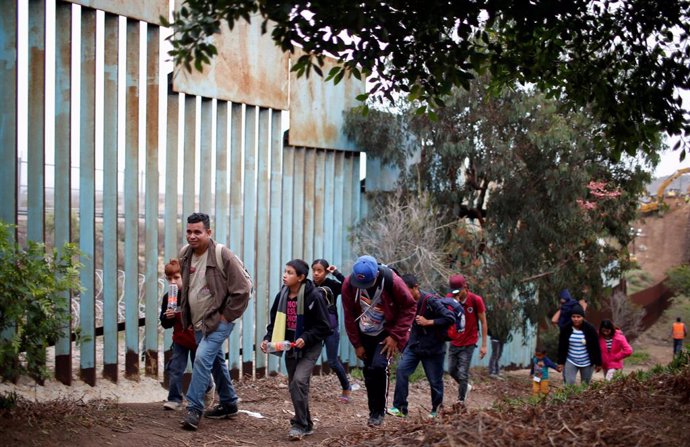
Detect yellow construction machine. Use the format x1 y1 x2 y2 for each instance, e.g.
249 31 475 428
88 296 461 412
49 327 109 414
639 167 690 214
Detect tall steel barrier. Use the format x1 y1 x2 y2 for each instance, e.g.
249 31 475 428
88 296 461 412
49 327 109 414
1 0 363 385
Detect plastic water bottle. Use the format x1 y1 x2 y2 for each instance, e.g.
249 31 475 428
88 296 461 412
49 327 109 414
266 341 295 352
168 283 178 311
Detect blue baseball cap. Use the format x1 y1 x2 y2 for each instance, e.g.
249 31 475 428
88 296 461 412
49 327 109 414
350 255 379 289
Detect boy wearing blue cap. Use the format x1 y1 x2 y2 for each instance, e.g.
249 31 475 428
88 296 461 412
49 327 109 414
341 255 416 427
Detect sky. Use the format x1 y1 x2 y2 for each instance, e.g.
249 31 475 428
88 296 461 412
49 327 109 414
655 137 690 178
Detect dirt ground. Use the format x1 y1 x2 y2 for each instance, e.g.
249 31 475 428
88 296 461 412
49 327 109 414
634 199 690 281
0 368 535 447
3 361 689 447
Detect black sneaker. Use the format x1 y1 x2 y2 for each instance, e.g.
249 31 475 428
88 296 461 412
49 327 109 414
367 414 384 427
288 426 305 440
304 426 314 436
181 409 201 431
205 402 239 419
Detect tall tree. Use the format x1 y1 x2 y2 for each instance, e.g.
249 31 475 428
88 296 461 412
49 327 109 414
167 0 690 161
346 81 655 326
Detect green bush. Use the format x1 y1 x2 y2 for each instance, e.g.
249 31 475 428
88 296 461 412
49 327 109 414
626 350 651 365
666 264 690 295
0 222 82 382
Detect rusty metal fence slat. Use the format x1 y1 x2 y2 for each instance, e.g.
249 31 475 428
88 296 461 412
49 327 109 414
181 95 196 233
101 12 119 383
241 105 257 376
198 98 212 213
214 101 229 245
78 7 97 385
144 24 160 376
278 147 295 375
27 0 46 244
53 0 73 385
267 109 283 375
228 103 243 376
292 148 305 260
0 2 18 234
254 108 271 375
123 18 140 378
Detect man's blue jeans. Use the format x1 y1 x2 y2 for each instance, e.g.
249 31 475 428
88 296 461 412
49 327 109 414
393 348 445 414
448 344 475 402
187 321 238 414
324 328 351 391
166 342 195 403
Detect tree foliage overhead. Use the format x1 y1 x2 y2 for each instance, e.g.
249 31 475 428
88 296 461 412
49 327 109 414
167 0 690 160
346 79 654 331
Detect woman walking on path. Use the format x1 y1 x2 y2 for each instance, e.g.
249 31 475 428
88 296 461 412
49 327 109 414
557 304 601 386
312 259 352 403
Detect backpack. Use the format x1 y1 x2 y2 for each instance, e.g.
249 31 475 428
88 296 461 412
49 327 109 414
421 293 466 341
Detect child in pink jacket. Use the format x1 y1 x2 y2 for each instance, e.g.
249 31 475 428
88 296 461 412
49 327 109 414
599 319 633 381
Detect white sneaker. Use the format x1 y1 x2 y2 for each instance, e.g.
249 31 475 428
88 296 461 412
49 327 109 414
465 383 472 401
204 383 216 409
163 400 182 411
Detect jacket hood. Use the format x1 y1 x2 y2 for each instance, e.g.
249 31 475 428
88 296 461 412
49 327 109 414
559 289 575 302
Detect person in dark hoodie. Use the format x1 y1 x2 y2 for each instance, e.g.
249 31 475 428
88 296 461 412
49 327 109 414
557 303 601 386
261 259 332 441
388 274 455 418
311 259 352 403
551 289 587 329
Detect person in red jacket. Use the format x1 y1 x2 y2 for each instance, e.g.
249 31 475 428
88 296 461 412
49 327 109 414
446 274 487 405
341 255 416 427
598 319 633 381
159 259 214 411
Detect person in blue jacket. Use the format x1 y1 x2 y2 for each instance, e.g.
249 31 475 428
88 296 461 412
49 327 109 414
552 289 587 329
388 274 455 418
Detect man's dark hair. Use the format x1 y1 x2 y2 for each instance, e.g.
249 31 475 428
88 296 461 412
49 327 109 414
401 273 418 289
187 212 211 229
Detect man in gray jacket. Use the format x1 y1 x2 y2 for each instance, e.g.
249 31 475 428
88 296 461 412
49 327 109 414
179 213 252 431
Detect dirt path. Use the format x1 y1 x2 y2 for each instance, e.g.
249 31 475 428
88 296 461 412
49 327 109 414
0 368 535 447
634 199 690 281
